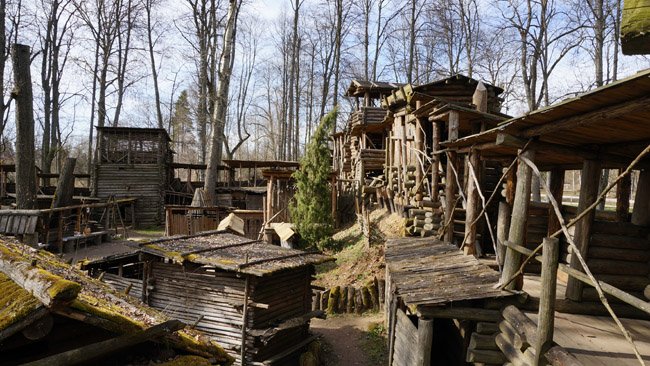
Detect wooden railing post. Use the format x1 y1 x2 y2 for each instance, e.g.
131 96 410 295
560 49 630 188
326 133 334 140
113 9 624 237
534 237 559 365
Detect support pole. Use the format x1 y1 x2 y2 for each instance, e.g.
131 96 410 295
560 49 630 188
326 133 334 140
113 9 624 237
496 201 511 267
444 112 460 244
534 237 559 365
616 168 631 222
415 317 434 366
566 159 601 301
631 169 650 226
501 149 535 290
464 148 480 255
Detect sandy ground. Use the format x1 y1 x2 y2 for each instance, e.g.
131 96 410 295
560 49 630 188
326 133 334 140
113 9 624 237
311 314 384 366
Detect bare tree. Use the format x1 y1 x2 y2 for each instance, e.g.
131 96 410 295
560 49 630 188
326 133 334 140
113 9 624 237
144 0 164 128
204 0 240 203
38 0 76 178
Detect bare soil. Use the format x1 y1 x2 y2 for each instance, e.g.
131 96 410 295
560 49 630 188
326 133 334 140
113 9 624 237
311 314 386 366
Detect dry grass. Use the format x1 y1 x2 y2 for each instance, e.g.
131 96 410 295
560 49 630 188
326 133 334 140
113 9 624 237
314 208 404 289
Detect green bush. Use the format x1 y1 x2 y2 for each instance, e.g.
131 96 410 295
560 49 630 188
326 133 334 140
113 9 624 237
291 109 337 249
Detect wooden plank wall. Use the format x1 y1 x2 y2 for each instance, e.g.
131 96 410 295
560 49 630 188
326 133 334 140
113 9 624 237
392 308 418 366
149 262 250 363
96 164 165 227
103 272 143 300
249 267 313 362
149 262 314 365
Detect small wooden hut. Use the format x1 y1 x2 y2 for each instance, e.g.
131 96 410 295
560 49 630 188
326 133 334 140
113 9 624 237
94 127 173 227
86 231 332 365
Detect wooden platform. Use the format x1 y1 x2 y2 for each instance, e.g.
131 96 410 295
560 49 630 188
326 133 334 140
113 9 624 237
523 274 650 365
524 310 650 365
385 237 512 311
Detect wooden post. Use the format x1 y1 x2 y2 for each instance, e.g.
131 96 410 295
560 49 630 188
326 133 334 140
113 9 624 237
631 169 650 226
415 317 434 366
496 201 511 267
501 149 535 290
473 81 488 113
52 158 77 209
534 237 559 365
444 111 460 244
12 44 37 210
547 169 565 236
464 148 480 255
616 168 631 222
566 159 601 301
415 115 424 203
431 121 441 201
240 276 250 365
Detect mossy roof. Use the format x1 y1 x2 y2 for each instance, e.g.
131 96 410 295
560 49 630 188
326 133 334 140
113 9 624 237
141 232 333 277
0 272 43 333
0 237 232 364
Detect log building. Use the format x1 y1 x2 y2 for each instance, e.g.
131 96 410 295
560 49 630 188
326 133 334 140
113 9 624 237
83 231 332 365
93 127 173 228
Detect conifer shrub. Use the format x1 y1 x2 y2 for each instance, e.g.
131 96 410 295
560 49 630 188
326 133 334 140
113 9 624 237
291 109 337 249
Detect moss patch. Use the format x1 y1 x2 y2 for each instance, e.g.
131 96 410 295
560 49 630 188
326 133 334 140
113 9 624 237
0 272 41 331
158 355 213 366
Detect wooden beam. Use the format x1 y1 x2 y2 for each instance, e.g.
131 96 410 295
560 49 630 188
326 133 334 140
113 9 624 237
22 320 184 366
444 112 460 243
566 159 601 301
518 95 650 138
417 306 501 322
501 149 535 290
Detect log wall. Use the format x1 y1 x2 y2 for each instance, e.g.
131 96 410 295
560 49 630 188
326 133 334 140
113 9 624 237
148 262 315 365
96 164 165 227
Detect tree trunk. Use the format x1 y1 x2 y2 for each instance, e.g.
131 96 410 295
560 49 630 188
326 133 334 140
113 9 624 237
12 44 37 210
205 0 240 204
146 0 164 129
52 158 76 209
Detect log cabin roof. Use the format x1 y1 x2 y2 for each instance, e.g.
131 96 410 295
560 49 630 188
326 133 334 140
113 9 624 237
0 237 231 362
140 231 332 276
385 237 513 313
96 126 172 142
346 80 406 98
443 69 650 169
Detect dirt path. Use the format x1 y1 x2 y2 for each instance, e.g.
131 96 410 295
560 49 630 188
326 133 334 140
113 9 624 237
311 314 385 366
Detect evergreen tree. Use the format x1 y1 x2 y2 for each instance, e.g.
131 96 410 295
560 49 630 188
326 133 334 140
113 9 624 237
291 109 337 248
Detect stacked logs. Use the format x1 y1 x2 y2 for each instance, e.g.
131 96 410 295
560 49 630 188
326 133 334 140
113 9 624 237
312 277 385 315
405 206 443 237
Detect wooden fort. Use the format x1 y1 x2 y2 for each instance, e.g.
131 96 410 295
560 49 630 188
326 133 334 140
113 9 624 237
83 231 332 365
377 70 650 365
